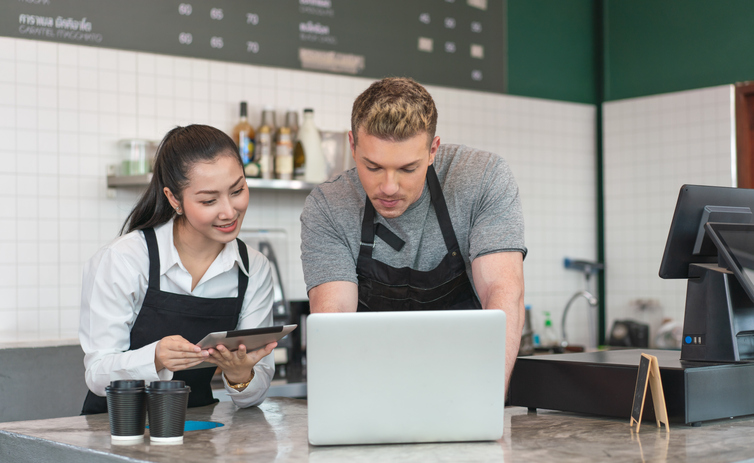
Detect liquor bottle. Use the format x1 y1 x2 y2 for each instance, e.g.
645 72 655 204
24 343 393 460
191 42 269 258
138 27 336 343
256 106 276 180
300 108 326 184
284 109 299 141
231 102 255 170
283 109 305 180
258 126 273 180
275 127 294 181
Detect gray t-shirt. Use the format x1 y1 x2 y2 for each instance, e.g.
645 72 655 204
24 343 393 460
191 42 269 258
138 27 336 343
300 144 526 293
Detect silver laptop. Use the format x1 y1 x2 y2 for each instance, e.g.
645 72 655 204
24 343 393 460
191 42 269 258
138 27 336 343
306 310 507 446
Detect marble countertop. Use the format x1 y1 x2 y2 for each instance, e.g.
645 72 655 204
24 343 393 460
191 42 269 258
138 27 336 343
2 398 754 462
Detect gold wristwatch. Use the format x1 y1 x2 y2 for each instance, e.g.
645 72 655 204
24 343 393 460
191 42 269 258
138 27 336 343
225 371 254 390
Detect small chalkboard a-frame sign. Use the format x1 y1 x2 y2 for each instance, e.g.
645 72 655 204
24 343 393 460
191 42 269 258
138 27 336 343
630 353 669 432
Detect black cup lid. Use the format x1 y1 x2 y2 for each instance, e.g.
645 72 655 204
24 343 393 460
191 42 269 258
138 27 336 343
109 380 145 389
148 380 186 390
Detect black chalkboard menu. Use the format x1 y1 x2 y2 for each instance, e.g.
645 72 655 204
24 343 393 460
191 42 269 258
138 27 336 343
3 0 506 93
631 354 651 424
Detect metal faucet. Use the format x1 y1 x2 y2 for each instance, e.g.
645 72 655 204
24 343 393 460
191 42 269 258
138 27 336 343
561 290 598 349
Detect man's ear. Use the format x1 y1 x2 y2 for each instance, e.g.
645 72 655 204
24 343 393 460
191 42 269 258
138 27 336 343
429 136 440 165
348 130 356 162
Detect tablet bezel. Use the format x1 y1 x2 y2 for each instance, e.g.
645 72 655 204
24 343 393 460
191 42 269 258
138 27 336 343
187 324 297 370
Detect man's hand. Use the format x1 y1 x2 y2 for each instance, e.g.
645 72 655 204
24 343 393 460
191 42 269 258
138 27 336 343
154 335 209 372
204 342 277 384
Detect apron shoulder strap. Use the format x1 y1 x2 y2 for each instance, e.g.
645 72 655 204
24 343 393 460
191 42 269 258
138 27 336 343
235 238 250 314
360 198 377 258
426 165 461 254
142 228 161 291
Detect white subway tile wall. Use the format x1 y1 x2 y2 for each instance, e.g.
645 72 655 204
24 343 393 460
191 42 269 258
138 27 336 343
603 85 735 343
0 37 596 345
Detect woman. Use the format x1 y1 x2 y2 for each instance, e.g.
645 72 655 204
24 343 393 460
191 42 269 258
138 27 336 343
79 125 276 414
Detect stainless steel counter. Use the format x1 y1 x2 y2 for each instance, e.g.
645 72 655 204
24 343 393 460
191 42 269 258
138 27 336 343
2 397 754 462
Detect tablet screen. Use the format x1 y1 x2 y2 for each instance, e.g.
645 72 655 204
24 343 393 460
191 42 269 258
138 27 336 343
187 324 297 370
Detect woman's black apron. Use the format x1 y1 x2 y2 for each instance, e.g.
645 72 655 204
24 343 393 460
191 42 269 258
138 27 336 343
81 228 249 415
357 165 482 312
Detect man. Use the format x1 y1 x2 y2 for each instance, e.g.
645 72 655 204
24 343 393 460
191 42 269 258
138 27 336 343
300 77 526 386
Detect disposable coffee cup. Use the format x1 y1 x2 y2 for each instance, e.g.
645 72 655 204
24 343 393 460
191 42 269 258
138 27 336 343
106 380 147 442
146 380 191 444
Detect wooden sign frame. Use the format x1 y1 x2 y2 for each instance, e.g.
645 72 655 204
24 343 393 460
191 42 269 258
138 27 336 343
629 353 669 432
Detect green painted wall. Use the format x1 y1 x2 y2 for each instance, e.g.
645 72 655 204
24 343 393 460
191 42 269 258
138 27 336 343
507 0 597 104
604 0 754 101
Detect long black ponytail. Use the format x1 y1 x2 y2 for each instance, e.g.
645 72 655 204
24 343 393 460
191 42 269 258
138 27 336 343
120 124 241 235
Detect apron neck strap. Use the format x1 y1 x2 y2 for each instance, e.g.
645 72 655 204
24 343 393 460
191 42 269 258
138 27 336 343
236 238 249 311
360 197 377 258
426 164 461 254
143 228 161 291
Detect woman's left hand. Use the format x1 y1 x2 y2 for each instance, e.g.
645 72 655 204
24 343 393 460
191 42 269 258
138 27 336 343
205 341 277 384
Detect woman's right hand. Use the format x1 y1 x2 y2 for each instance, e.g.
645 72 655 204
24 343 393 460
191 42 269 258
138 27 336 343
154 335 209 372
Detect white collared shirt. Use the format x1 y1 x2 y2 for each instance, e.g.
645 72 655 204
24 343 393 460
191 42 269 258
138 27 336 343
79 218 275 408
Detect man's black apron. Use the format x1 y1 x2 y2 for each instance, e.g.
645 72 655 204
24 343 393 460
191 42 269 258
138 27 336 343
357 165 482 312
81 227 249 415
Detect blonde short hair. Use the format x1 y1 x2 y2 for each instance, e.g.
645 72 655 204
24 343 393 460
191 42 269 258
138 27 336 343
351 77 437 147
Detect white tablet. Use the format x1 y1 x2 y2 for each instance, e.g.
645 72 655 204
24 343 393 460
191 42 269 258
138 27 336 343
186 324 297 370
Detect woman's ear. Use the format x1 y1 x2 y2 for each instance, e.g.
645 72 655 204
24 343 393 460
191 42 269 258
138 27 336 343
163 187 181 212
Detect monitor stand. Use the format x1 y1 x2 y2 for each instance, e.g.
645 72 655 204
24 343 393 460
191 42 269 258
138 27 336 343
682 264 754 362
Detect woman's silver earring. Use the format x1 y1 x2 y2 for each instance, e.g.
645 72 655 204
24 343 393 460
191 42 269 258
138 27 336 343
175 207 182 215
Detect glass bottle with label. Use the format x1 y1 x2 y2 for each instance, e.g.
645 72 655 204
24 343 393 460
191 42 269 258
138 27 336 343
277 109 298 143
259 106 277 143
256 106 276 180
257 126 273 180
284 109 299 140
275 127 294 181
300 108 326 184
231 102 256 172
283 109 305 180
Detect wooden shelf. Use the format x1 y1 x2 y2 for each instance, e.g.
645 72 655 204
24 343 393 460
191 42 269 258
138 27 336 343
244 178 316 191
106 174 153 187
